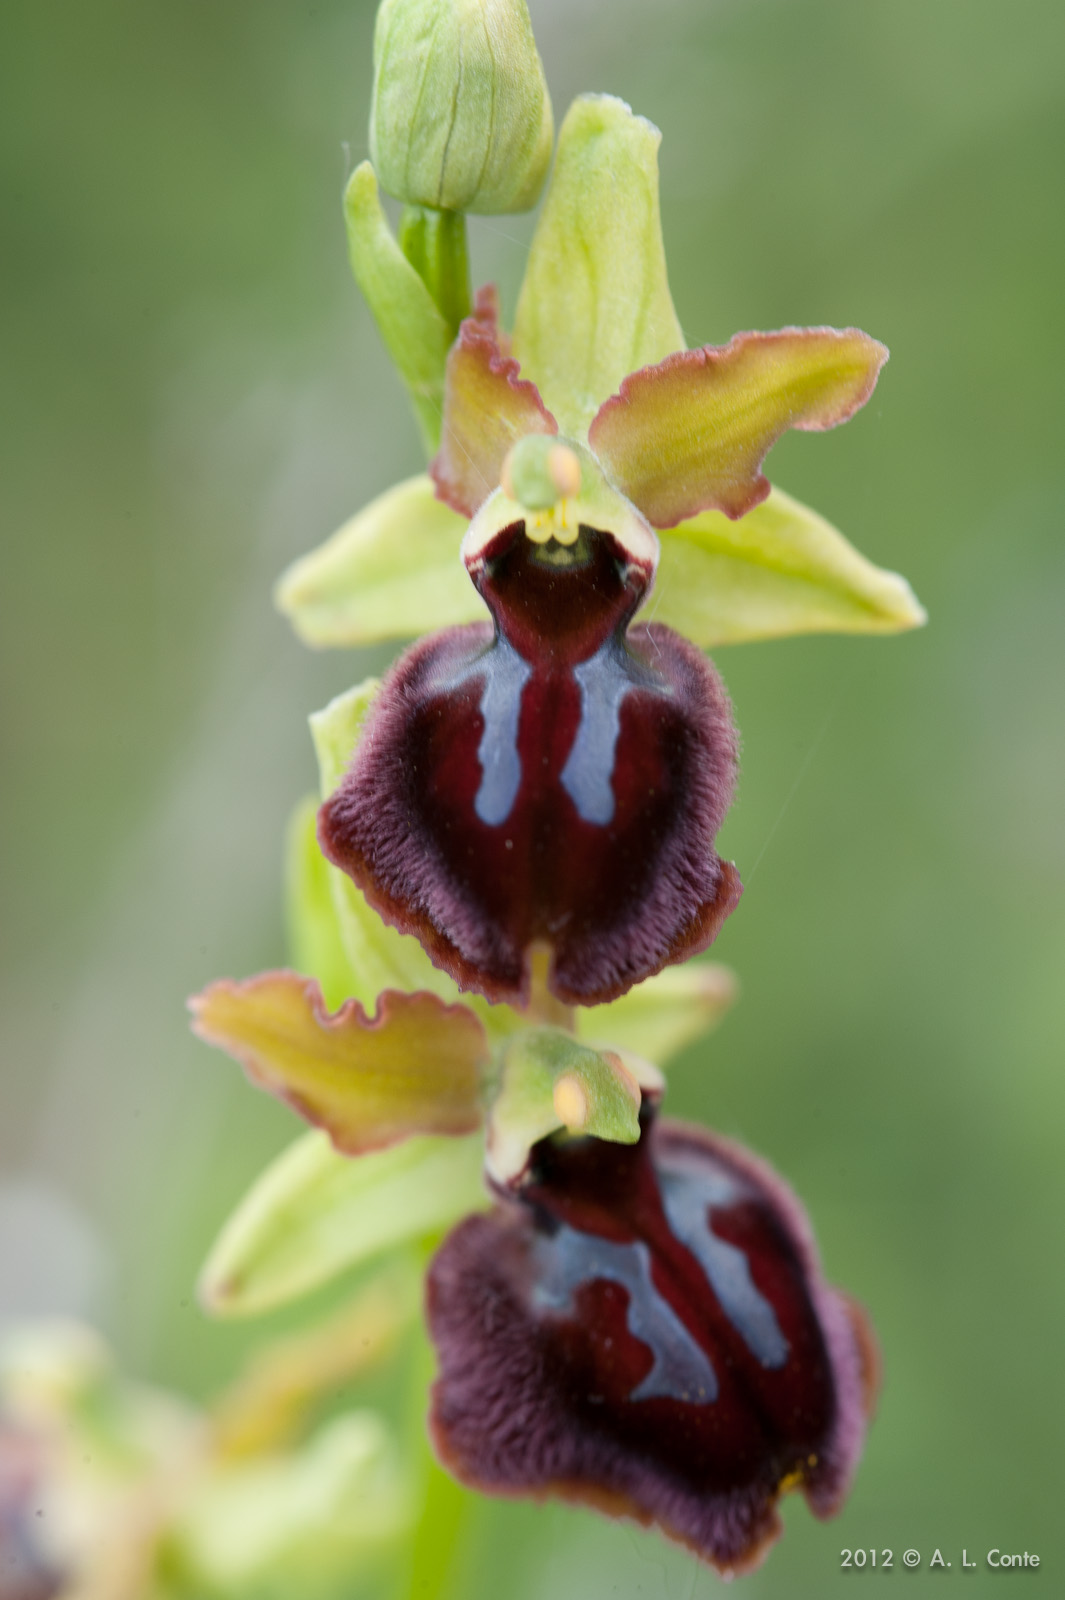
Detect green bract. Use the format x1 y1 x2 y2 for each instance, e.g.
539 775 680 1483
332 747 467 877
370 0 553 215
343 162 453 454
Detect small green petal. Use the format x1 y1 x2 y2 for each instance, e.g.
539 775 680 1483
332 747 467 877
343 160 452 455
650 484 927 646
198 1129 488 1317
577 962 739 1064
589 328 888 527
431 286 557 517
486 1029 643 1183
512 94 685 436
275 474 485 649
190 974 489 1155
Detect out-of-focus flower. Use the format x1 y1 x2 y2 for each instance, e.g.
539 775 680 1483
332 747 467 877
427 1107 878 1575
0 1297 416 1600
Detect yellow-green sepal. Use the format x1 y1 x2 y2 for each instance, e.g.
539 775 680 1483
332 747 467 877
275 474 485 649
650 485 927 645
198 1130 488 1318
577 962 738 1064
513 95 685 436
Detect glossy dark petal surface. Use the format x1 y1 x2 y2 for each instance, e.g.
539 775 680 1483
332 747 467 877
427 1113 877 1574
319 523 739 1005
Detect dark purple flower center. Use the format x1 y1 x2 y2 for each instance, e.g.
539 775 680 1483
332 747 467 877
427 1114 876 1572
319 521 740 1005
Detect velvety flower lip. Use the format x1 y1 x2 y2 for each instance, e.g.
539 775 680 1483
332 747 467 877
317 514 740 1007
427 1109 878 1575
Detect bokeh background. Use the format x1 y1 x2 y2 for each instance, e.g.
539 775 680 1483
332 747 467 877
3 0 1064 1593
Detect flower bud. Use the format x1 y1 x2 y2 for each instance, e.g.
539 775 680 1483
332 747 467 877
370 0 553 215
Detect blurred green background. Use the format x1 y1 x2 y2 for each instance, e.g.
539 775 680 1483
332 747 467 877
2 0 1063 1594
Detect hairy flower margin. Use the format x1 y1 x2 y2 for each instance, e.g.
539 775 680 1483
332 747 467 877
190 22 922 1583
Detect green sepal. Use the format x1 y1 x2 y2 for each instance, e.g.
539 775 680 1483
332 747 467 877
651 484 927 645
513 94 685 436
343 161 452 455
486 1029 643 1183
198 1129 488 1318
275 474 485 650
578 962 738 1065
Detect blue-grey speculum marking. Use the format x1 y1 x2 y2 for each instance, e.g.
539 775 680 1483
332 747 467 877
441 635 532 827
532 1225 719 1405
445 633 669 831
659 1170 789 1369
561 637 670 826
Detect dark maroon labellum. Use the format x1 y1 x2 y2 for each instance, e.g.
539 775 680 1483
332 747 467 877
318 520 740 1006
426 1111 877 1574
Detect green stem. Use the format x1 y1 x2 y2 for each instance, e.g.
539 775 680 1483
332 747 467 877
398 206 472 338
389 1256 478 1600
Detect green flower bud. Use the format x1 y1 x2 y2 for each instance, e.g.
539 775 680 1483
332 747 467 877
370 0 553 215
